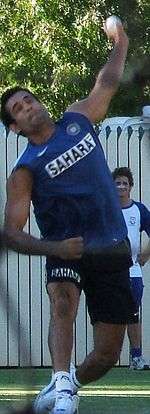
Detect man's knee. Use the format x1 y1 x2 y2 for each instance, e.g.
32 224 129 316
93 322 125 370
48 284 78 320
93 347 120 370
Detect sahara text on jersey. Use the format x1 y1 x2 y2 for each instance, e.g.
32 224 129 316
45 133 96 178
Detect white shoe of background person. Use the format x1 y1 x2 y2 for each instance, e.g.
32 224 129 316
34 374 56 413
52 391 79 414
130 356 150 370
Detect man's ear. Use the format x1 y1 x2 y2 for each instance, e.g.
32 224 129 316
9 122 21 134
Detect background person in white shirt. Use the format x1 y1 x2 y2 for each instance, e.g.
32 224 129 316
112 167 150 369
141 105 150 121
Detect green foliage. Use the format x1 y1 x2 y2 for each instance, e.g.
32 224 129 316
0 0 149 118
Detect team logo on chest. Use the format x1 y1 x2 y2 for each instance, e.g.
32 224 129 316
66 123 81 136
45 133 96 178
129 216 136 225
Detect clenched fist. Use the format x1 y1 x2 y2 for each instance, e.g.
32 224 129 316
53 237 84 260
103 18 129 46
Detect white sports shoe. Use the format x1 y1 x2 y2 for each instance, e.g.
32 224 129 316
34 365 79 414
72 394 79 414
34 379 56 413
52 391 79 414
130 356 150 370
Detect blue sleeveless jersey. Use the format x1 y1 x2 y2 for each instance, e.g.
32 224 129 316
14 112 127 251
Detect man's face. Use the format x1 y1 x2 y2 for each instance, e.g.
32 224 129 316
114 176 131 200
6 91 50 135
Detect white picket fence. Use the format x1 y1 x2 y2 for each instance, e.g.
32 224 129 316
0 117 150 367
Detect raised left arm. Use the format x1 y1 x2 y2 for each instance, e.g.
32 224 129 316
67 22 129 123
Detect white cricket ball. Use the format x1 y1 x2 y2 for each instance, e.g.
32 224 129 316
105 15 122 36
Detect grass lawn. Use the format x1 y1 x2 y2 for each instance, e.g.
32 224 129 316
0 367 150 413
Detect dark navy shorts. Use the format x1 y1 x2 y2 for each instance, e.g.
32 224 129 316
45 238 137 325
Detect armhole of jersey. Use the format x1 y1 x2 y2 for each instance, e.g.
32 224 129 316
13 145 34 175
64 111 95 128
12 163 33 176
134 201 150 234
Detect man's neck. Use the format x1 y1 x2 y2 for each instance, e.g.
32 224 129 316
28 121 56 145
120 197 132 208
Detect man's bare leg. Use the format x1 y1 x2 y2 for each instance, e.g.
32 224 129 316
72 322 126 386
47 281 80 372
127 322 141 349
127 322 148 368
34 281 80 414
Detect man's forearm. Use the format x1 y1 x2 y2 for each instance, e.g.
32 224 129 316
3 228 59 257
97 37 129 89
138 240 150 266
142 240 150 259
3 228 84 260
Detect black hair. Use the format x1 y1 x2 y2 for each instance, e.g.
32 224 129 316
0 86 38 127
112 167 134 187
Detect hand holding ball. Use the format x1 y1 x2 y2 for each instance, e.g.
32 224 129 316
105 15 122 37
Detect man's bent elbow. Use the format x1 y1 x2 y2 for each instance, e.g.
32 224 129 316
3 226 20 250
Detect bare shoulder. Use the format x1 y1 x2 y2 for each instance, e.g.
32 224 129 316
5 168 33 231
66 99 90 116
66 92 110 123
7 167 33 196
